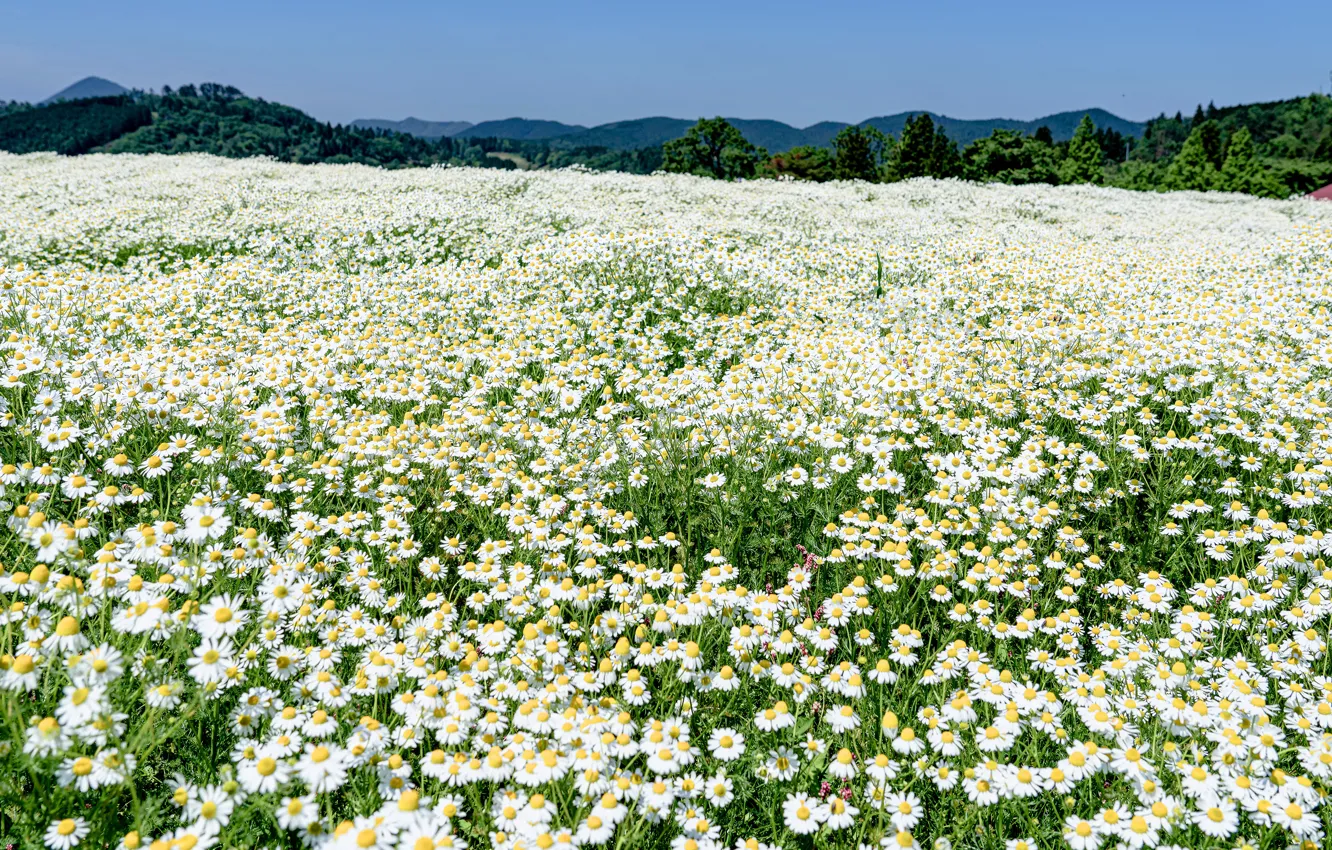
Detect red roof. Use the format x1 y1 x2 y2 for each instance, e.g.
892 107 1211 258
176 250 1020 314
1310 183 1332 200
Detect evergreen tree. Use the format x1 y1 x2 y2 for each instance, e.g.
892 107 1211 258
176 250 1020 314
661 117 765 180
930 125 961 178
832 126 876 181
889 114 938 180
1165 124 1219 191
1033 125 1054 145
1218 128 1282 197
1195 120 1224 170
832 125 891 181
1059 114 1103 184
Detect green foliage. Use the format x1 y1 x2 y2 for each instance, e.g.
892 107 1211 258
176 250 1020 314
0 96 151 155
2 83 1326 199
1263 157 1332 195
962 129 1058 185
762 145 836 181
1102 160 1170 192
831 125 892 181
1217 128 1283 197
1195 119 1224 171
661 117 767 179
1134 93 1332 195
1058 114 1104 185
1165 124 1219 191
888 114 960 180
0 85 663 176
1093 124 1130 163
102 88 448 166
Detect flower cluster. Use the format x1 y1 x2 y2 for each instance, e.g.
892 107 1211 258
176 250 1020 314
1 152 1332 850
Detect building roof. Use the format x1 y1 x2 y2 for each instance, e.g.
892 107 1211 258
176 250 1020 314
1310 183 1332 200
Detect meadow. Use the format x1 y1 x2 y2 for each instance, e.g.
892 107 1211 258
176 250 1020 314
1 151 1331 850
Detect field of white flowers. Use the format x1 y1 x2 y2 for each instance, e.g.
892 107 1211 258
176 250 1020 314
1 152 1332 850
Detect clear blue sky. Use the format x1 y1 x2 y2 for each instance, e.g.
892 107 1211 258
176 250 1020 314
3 0 1329 127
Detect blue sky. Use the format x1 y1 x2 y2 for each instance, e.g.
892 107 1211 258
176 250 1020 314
3 0 1329 127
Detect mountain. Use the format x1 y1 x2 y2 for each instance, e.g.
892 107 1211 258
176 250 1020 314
42 76 128 104
551 116 837 151
558 117 693 149
378 110 1144 151
351 117 473 138
461 118 587 140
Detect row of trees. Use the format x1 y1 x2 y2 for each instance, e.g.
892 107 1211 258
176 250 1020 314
661 114 965 182
659 110 1308 198
4 85 1327 197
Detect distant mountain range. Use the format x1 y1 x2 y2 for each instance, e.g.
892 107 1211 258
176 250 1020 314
29 78 1145 153
42 76 128 105
354 109 1146 151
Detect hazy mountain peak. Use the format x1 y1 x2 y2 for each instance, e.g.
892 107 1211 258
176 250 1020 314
42 77 128 104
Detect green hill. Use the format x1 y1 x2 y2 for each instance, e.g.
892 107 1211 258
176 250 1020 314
0 95 150 154
1124 94 1332 194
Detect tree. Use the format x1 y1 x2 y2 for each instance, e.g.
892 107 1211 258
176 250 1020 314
1164 124 1219 191
1094 125 1128 163
661 117 765 180
832 125 892 181
962 129 1057 185
1033 125 1054 145
1058 114 1103 185
930 125 961 178
1195 120 1224 171
764 145 836 181
890 113 938 180
1217 128 1282 197
887 114 958 180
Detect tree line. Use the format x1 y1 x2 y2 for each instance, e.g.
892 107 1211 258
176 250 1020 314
659 99 1331 198
2 85 1328 197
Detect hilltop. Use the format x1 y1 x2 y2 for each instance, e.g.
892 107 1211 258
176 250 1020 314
40 76 128 104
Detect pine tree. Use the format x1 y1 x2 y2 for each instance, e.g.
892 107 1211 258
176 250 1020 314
930 125 961 178
1059 114 1103 184
890 114 938 180
832 126 890 181
1165 125 1219 191
1218 128 1283 197
1195 120 1224 170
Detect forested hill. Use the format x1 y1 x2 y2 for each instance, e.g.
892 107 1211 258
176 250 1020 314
0 85 655 171
1 83 1329 196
